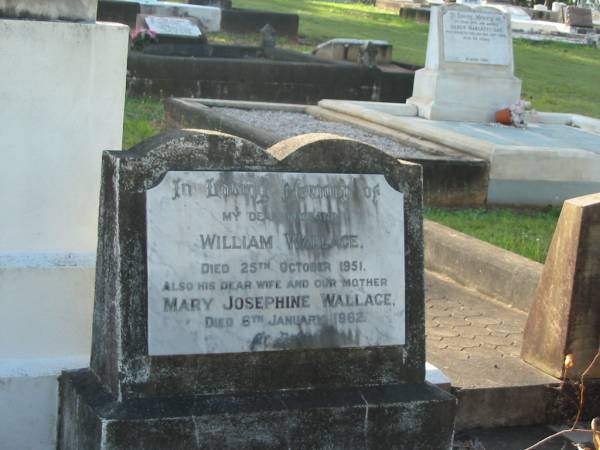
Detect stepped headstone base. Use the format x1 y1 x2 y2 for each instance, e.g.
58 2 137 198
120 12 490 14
58 369 456 450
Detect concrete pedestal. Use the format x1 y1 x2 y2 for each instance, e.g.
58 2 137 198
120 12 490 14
409 67 521 122
0 18 128 449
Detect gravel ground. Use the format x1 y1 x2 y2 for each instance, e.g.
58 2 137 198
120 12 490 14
213 107 434 159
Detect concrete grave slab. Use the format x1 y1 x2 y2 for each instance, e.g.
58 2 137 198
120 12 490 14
511 17 573 33
313 38 393 65
318 99 600 206
166 98 490 207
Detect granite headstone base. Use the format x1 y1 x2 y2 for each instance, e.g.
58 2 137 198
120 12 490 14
58 369 456 450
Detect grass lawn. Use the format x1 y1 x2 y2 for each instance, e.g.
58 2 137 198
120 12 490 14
424 208 560 263
123 97 165 149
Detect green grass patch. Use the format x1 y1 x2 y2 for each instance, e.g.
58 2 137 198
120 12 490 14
234 0 429 63
232 0 600 118
514 39 600 117
424 208 561 263
210 31 315 53
123 97 165 149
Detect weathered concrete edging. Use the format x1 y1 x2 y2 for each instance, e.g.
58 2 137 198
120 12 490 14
424 220 542 313
165 98 280 149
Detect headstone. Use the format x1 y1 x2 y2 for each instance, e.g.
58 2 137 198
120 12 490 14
521 192 600 379
138 0 222 32
358 41 379 67
57 130 456 449
313 38 393 65
98 0 222 31
0 0 97 22
456 0 481 7
563 6 593 28
260 23 277 48
552 2 566 12
407 5 522 122
141 14 202 37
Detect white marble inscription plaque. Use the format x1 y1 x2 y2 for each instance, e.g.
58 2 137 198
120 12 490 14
146 171 405 355
145 16 202 37
443 10 510 65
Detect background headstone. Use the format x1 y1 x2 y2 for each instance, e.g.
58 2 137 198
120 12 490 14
521 193 600 379
313 38 393 65
407 4 522 122
563 6 593 28
456 0 482 6
98 0 222 32
552 2 567 13
57 130 456 449
142 14 202 37
260 23 276 48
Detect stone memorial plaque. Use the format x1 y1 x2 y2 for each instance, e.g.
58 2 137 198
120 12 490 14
147 171 405 356
144 15 202 37
443 10 510 65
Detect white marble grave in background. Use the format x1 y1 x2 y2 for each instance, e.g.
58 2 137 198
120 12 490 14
146 171 405 355
408 4 522 122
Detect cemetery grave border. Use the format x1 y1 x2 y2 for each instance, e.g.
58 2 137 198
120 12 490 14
165 97 490 208
125 47 418 104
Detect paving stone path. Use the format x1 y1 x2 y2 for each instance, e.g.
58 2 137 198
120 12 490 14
425 270 555 389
